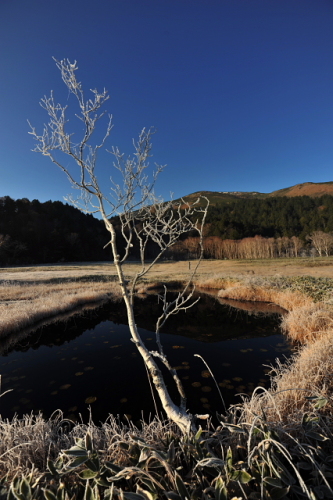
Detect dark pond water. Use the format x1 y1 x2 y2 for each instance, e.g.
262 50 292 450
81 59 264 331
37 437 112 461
0 293 292 424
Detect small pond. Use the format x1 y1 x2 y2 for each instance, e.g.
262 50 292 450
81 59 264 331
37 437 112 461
0 292 292 424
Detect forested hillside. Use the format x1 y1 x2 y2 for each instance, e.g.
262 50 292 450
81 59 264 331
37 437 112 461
0 196 109 265
205 195 333 240
2 194 333 265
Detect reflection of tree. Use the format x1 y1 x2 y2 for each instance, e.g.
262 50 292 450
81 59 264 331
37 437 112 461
2 294 281 356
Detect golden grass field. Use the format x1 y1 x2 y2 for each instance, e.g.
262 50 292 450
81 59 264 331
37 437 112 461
1 256 332 336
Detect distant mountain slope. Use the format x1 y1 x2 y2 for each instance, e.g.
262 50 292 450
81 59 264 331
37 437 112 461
182 182 333 205
269 182 333 198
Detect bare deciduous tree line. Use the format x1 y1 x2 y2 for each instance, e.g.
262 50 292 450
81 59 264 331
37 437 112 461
169 231 333 260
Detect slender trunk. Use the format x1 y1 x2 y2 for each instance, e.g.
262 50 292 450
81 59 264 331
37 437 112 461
107 222 194 433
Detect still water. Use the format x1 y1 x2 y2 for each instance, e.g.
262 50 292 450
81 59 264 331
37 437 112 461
0 293 291 423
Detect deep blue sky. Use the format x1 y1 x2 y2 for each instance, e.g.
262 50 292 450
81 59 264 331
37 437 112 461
1 0 333 206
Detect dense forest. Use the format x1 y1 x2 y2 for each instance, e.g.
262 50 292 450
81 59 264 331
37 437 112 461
0 196 109 265
205 195 333 240
1 194 333 265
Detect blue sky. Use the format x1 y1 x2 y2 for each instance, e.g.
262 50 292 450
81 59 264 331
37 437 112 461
1 0 333 205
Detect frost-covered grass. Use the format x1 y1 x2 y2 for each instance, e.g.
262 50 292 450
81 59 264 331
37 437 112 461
0 278 120 337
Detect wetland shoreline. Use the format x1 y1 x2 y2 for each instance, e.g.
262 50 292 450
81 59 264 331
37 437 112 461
1 259 333 493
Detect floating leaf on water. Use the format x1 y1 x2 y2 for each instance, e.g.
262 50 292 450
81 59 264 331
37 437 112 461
238 385 246 391
219 382 226 388
113 356 121 360
71 357 78 361
19 375 26 379
51 391 58 395
85 396 97 404
192 382 201 388
223 379 231 384
233 377 243 382
131 352 137 357
240 349 248 353
146 338 152 340
260 349 268 352
78 360 84 364
201 370 211 378
69 406 78 412
221 362 231 367
75 372 84 376
84 367 94 371
11 406 20 411
60 384 71 390
110 344 122 349
85 343 92 346
25 389 33 394
172 345 185 349
120 398 127 403
203 403 211 409
200 398 208 403
201 386 212 392
103 341 109 344
225 385 234 390
182 376 190 380
182 361 189 365
60 358 66 361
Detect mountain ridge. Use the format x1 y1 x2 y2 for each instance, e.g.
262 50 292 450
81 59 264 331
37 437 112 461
182 181 333 205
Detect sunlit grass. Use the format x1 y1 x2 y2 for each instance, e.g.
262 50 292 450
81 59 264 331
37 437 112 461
0 279 120 337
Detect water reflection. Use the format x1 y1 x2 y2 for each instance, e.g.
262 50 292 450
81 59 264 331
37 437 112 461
0 293 291 423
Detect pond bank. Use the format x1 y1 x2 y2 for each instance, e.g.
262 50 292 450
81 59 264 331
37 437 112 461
2 269 333 425
204 276 333 426
0 267 333 496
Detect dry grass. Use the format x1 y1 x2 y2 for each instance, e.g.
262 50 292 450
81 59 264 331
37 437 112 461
0 411 177 479
282 302 333 344
210 277 333 425
0 280 121 338
240 333 333 426
194 274 239 290
217 282 313 311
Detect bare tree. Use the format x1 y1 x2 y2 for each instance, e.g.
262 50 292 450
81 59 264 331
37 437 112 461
290 235 303 258
307 231 333 257
29 59 209 433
